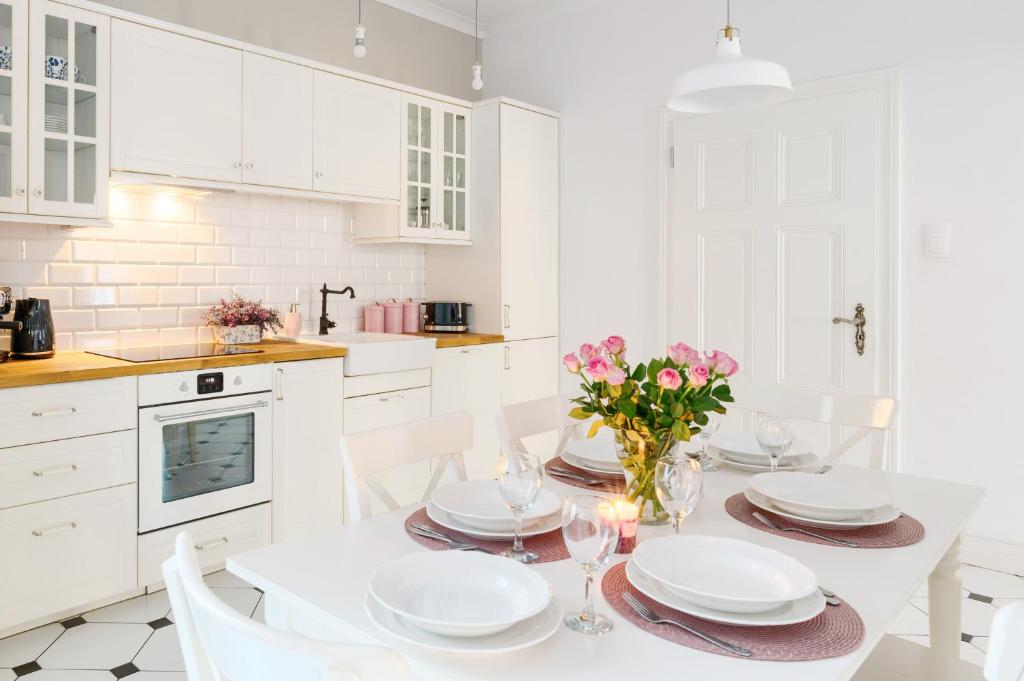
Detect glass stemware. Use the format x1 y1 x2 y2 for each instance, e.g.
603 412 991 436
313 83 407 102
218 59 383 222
561 494 619 635
697 412 721 471
755 414 795 473
654 454 703 533
496 451 544 563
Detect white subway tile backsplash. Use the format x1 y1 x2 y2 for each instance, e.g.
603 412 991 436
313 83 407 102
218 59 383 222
1 188 424 348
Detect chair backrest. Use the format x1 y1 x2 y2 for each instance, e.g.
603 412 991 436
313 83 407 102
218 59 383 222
341 411 474 522
985 601 1024 681
162 533 407 681
497 393 581 459
733 383 898 469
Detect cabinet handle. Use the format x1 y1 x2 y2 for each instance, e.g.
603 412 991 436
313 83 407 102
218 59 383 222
315 171 323 179
32 521 77 537
233 161 242 169
195 536 229 551
16 187 25 196
245 162 254 169
503 305 511 329
275 367 284 401
33 463 78 478
460 348 478 354
504 346 511 370
379 394 406 402
33 188 42 197
32 406 77 418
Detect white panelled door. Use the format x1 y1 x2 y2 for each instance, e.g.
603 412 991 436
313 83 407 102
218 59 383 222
667 71 897 466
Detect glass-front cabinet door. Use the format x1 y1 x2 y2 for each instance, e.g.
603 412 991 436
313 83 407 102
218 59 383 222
438 104 470 241
28 0 107 218
401 95 437 239
0 0 27 213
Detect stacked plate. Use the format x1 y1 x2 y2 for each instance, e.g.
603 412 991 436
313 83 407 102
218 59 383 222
627 535 825 626
426 479 562 539
365 551 562 653
561 437 621 475
745 471 901 528
44 114 67 134
708 432 820 472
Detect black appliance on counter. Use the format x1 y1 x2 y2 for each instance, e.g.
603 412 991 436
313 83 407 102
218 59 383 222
11 297 55 359
422 301 471 333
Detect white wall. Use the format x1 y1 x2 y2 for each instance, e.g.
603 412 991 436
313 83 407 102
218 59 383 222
484 0 1024 545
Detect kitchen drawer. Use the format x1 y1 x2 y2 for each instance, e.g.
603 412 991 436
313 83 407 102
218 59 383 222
138 364 272 405
343 386 430 434
138 503 272 589
0 377 136 449
0 485 137 631
0 431 137 510
344 369 430 398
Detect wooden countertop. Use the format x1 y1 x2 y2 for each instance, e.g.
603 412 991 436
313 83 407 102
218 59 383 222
0 340 348 389
412 332 505 348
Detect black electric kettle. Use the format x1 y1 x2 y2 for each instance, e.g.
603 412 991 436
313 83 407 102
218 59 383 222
11 298 55 358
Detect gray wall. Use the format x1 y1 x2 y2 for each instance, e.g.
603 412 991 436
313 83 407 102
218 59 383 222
95 0 480 100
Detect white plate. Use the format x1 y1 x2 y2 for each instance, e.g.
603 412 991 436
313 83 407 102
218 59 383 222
744 487 902 528
632 535 818 613
708 432 813 465
561 450 623 475
431 480 562 532
625 561 826 627
366 592 562 654
710 449 821 473
369 552 551 637
426 502 562 540
563 438 620 469
750 471 892 521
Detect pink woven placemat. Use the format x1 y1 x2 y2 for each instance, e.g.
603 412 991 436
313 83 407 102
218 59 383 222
404 507 569 563
602 562 864 660
725 493 925 548
544 457 626 494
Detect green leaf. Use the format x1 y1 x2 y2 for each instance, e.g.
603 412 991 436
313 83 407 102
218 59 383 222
712 384 733 401
568 407 590 420
670 402 684 418
631 363 646 381
691 396 721 412
615 397 637 419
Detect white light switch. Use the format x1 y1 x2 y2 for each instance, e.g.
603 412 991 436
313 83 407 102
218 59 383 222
923 223 951 258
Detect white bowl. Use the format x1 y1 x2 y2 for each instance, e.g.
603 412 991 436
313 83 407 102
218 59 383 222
750 471 892 521
430 480 561 532
368 551 551 637
632 535 818 613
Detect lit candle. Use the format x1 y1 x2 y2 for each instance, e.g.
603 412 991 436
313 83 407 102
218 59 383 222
612 499 639 554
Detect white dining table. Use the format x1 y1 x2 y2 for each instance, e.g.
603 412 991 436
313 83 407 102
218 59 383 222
228 465 984 681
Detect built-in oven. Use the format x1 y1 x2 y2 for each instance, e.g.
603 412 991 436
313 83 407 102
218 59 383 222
137 364 273 533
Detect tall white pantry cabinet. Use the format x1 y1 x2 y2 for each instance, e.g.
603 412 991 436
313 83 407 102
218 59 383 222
426 98 560 409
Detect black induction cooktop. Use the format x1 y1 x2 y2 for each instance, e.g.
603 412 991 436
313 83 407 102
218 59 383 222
86 343 263 363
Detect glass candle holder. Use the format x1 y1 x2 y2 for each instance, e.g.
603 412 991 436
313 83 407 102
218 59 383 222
612 500 639 553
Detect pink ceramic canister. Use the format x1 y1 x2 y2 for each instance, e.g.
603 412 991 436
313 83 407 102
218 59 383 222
363 301 384 332
383 299 403 333
402 299 420 333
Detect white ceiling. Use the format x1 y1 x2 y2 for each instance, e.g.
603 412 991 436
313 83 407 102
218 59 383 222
376 0 581 37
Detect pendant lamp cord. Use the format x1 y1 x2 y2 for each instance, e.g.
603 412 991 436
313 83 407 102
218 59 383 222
357 0 362 24
726 0 731 27
475 0 480 63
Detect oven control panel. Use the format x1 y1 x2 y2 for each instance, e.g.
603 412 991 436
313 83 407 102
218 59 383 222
197 372 224 395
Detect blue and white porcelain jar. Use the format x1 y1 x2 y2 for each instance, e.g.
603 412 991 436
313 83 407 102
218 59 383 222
0 46 12 71
44 55 66 79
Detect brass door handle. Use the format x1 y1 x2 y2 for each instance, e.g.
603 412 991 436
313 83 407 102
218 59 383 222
833 303 866 356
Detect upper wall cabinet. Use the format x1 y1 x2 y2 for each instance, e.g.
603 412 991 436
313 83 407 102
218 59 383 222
0 0 28 215
313 71 399 201
111 20 242 183
243 52 312 190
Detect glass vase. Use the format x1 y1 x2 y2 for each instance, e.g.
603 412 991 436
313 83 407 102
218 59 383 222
614 435 674 526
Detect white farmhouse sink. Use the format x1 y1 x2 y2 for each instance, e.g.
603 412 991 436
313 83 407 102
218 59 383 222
298 332 437 376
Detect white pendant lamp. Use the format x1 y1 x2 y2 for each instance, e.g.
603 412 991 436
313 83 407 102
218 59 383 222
353 0 367 58
470 0 483 91
667 0 792 113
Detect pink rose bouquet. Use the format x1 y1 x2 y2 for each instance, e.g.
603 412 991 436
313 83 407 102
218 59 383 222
202 295 282 334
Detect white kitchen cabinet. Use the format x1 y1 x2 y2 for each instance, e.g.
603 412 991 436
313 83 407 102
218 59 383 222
111 19 242 183
431 344 502 480
0 484 136 631
0 0 28 215
502 337 560 459
243 52 312 190
272 358 344 542
313 71 399 200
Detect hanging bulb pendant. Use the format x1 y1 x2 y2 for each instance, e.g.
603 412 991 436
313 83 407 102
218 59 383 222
470 0 483 91
471 63 483 91
353 0 366 58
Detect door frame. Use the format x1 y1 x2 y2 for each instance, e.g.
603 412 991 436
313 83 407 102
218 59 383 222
657 67 902 466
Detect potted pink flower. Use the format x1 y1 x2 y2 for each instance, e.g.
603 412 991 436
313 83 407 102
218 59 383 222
202 295 282 345
564 336 739 523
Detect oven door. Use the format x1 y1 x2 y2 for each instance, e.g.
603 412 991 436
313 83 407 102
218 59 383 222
138 392 272 533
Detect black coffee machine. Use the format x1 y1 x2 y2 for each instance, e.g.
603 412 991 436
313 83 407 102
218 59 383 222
0 289 55 359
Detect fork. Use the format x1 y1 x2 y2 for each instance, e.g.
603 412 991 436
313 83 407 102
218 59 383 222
408 525 493 554
751 511 859 547
622 592 753 657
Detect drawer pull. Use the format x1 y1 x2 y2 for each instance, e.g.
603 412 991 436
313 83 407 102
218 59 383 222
32 521 78 537
195 536 230 551
33 464 79 478
379 394 406 402
32 407 77 418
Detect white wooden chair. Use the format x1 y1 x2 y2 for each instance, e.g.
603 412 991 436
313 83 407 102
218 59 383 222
162 532 408 681
496 393 584 460
340 411 474 522
985 601 1024 681
734 383 898 469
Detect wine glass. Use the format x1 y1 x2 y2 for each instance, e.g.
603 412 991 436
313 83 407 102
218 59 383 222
654 454 704 533
755 414 795 473
496 451 544 563
697 412 721 471
561 495 619 635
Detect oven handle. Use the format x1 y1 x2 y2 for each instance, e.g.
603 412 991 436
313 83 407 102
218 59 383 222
152 400 270 423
